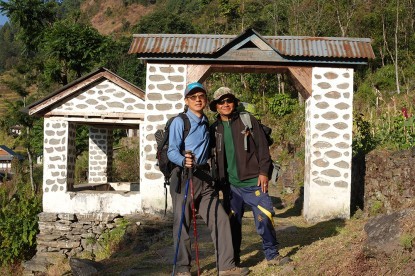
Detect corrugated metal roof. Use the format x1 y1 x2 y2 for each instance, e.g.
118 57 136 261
128 33 375 60
129 34 235 55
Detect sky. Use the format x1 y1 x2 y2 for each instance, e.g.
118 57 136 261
0 14 8 26
0 0 8 26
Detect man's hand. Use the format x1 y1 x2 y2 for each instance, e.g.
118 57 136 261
184 152 194 168
258 174 269 193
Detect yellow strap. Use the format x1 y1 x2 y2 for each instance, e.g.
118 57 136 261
257 205 275 227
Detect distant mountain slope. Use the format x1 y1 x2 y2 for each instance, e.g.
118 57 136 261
81 0 155 36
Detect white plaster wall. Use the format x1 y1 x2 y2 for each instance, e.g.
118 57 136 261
303 67 354 223
53 80 145 115
42 192 142 215
140 64 187 213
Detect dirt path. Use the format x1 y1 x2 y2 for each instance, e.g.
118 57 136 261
97 187 306 275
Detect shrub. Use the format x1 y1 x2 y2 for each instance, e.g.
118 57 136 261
352 113 378 157
268 93 298 117
0 190 41 265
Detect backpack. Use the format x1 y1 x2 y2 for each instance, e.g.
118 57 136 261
154 113 191 185
239 112 280 183
239 112 274 148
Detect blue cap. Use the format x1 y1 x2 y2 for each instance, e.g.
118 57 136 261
184 82 206 97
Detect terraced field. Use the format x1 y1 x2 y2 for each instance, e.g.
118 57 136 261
0 82 20 117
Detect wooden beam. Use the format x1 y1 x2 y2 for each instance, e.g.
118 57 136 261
47 111 144 119
288 67 312 99
187 65 212 83
210 64 288 74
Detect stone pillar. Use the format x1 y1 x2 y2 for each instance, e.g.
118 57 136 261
42 119 76 194
303 67 353 223
140 64 186 213
89 127 113 184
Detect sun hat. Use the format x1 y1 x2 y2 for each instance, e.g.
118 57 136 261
209 87 239 112
184 82 206 97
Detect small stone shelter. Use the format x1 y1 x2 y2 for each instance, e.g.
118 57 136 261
27 67 145 215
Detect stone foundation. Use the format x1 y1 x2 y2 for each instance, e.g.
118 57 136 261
23 212 122 275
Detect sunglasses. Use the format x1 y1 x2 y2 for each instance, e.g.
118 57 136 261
217 98 234 105
187 93 207 101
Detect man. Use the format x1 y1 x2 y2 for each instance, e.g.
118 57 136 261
167 82 249 276
210 87 290 266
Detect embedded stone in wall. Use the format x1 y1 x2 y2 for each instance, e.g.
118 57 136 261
156 103 173 110
157 83 174 90
325 91 341 99
321 169 341 177
160 66 175 73
334 161 349 169
317 82 331 89
321 111 338 120
313 177 331 186
334 180 348 188
316 102 329 109
334 122 348 130
324 72 338 79
168 75 184 82
149 75 166 82
147 115 164 122
322 132 339 139
316 123 330 131
313 159 329 167
335 102 350 110
165 93 182 101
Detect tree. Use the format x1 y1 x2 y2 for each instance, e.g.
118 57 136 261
133 9 196 34
100 36 146 88
0 22 21 72
0 97 37 192
0 0 57 56
41 20 109 85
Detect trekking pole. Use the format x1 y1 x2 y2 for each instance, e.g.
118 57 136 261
187 151 200 275
172 167 191 276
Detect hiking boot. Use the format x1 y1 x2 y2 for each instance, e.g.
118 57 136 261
234 257 241 266
176 272 191 276
219 266 249 276
267 255 292 266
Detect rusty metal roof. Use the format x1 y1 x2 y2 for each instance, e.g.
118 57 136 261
128 30 375 63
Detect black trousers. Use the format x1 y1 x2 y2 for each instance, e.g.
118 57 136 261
170 167 235 273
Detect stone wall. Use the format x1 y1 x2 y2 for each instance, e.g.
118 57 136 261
140 63 187 213
23 212 121 275
303 67 354 222
364 148 415 215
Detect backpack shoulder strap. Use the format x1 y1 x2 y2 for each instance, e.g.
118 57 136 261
177 113 191 140
239 112 252 130
239 112 253 151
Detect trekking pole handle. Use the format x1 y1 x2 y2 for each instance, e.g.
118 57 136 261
185 150 193 177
